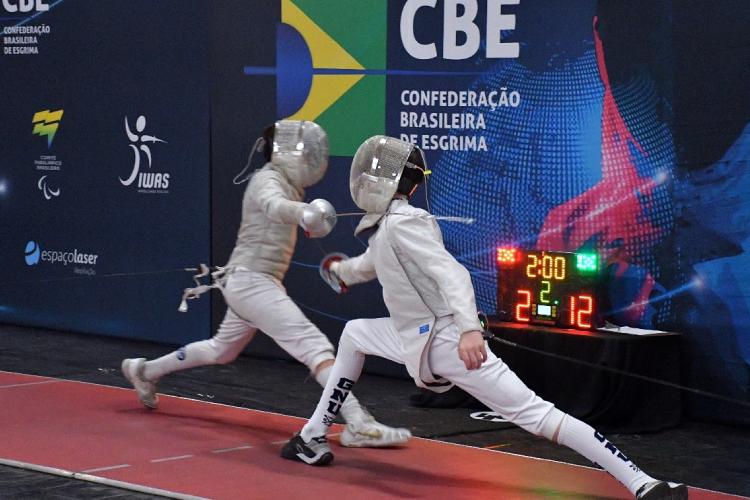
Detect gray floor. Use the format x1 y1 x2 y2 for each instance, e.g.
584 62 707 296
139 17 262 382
1 324 749 498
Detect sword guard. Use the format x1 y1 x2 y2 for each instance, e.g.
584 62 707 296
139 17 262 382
319 252 349 294
478 311 494 340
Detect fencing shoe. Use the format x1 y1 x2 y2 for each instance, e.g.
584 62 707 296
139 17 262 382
121 358 159 409
281 434 334 466
340 410 411 448
636 481 688 500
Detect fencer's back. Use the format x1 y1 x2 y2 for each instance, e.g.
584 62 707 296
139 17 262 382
226 166 301 281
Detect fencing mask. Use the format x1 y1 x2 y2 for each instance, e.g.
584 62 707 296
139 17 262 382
349 136 426 234
272 120 329 188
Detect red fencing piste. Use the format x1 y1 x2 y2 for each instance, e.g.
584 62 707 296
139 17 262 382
0 372 734 499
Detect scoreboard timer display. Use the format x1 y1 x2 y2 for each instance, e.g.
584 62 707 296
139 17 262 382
496 248 602 329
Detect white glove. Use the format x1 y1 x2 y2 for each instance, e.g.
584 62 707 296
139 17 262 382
319 252 348 293
299 198 337 238
329 261 341 275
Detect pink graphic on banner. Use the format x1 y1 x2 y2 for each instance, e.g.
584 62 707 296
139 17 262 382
536 18 662 321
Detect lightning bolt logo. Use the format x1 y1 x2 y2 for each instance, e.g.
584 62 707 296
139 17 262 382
32 109 64 148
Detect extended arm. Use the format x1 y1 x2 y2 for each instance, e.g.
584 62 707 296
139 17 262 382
334 248 377 286
251 172 306 225
251 171 335 237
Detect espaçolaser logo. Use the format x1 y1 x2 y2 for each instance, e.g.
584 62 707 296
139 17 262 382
24 240 99 269
24 241 41 265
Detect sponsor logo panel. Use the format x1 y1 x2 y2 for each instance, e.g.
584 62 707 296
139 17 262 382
24 240 100 275
120 115 170 194
32 108 63 200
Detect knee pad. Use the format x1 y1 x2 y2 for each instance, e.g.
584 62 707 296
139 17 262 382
339 320 363 348
342 319 365 336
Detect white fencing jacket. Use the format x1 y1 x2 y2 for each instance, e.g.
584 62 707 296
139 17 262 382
337 198 483 390
226 164 307 281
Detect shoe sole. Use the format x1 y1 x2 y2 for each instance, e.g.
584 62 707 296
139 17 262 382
340 429 411 448
302 451 333 466
340 438 409 448
639 482 688 500
280 449 333 466
280 442 333 466
667 485 688 500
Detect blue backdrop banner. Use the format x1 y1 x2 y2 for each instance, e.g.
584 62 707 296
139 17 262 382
0 1 211 345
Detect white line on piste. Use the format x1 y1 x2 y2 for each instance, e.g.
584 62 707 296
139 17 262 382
150 455 194 463
211 445 254 454
81 464 131 473
0 380 62 389
0 458 207 500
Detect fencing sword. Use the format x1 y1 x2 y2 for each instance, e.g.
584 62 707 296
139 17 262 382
327 211 476 224
174 210 477 311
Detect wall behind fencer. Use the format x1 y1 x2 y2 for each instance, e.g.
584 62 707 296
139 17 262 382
211 0 750 424
0 2 212 346
1 0 749 424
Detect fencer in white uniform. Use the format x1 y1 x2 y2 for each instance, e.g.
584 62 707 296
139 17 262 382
282 136 687 500
121 122 411 448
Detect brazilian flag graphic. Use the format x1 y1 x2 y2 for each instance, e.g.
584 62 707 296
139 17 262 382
276 0 386 156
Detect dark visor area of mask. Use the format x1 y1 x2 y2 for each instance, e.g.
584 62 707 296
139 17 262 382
397 162 425 197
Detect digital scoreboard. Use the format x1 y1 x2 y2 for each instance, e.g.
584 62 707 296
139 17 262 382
496 248 602 330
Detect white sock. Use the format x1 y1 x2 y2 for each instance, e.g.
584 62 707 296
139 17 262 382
301 335 365 441
556 414 654 495
143 339 227 381
314 365 367 426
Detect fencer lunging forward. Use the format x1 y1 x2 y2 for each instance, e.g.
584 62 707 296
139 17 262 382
122 121 410 448
281 136 687 500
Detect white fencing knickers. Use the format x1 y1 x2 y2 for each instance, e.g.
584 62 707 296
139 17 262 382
301 318 654 496
143 269 335 381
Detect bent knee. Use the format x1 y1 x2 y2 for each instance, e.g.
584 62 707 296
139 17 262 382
340 320 366 344
207 341 242 365
342 319 368 336
339 320 372 353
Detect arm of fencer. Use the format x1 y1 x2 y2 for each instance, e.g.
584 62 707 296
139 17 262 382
390 216 482 335
299 199 336 238
336 248 378 286
252 173 307 225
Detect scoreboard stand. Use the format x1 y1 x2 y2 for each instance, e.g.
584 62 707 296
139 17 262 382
491 248 681 432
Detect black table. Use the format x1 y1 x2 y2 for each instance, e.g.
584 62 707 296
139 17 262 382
485 319 682 432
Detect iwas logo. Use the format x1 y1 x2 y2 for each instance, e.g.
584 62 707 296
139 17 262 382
24 240 99 275
120 115 170 194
